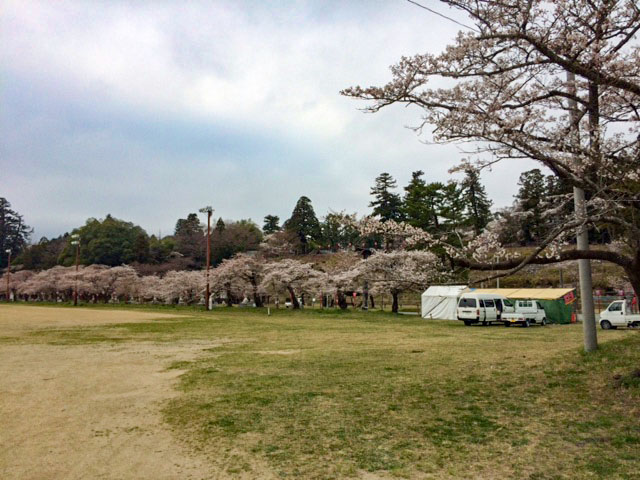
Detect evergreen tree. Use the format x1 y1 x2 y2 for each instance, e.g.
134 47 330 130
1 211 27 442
424 182 445 231
0 197 32 268
403 171 445 232
515 169 547 244
439 182 466 237
174 213 205 260
148 235 175 264
58 215 150 266
369 172 404 222
262 215 281 234
211 219 263 265
17 235 66 270
283 196 321 251
403 171 431 230
215 217 226 233
320 212 360 250
460 167 493 235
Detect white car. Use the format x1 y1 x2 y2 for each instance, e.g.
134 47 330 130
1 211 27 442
600 300 640 329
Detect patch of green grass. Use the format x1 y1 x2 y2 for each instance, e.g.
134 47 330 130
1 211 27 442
4 304 639 478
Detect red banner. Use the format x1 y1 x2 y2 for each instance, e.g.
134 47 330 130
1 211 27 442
564 291 576 305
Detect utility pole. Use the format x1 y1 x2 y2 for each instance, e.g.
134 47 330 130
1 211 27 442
199 206 214 311
5 249 11 302
567 71 597 352
71 234 80 306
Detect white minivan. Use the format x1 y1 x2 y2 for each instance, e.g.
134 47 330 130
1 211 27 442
457 293 513 326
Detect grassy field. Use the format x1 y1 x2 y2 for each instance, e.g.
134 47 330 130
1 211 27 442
2 305 639 479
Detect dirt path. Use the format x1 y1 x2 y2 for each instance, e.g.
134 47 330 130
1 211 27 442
0 306 214 480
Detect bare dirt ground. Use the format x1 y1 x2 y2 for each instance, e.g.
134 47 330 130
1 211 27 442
0 306 214 480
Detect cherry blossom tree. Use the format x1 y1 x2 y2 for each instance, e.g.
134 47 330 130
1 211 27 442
351 251 447 313
213 254 266 307
158 270 205 305
343 0 640 297
137 274 163 303
18 266 73 301
104 265 140 302
1 269 34 301
210 259 248 307
260 259 324 309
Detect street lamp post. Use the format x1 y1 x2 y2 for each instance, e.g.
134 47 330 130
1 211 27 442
5 249 11 302
71 235 80 306
199 206 214 311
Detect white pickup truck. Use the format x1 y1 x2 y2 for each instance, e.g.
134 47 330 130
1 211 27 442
600 300 640 329
502 300 547 327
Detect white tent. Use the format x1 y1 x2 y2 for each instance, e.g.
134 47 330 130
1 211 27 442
421 285 468 320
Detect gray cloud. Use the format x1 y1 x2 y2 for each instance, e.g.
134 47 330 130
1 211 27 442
1 0 535 239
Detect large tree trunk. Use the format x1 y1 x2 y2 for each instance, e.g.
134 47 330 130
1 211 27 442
369 295 375 309
391 290 399 314
251 280 263 307
625 263 640 303
225 289 233 307
287 287 300 309
336 290 348 310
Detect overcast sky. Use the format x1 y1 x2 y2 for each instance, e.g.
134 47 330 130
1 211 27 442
1 0 536 240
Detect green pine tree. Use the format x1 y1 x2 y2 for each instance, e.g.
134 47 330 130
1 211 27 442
516 169 547 244
460 167 493 235
262 215 281 234
369 172 404 222
403 171 445 232
283 196 321 251
0 197 32 268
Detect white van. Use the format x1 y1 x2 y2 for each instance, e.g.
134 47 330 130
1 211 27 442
457 293 512 326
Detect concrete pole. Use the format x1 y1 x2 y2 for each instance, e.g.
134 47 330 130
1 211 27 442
567 72 598 352
199 206 214 311
5 250 11 302
206 210 211 311
574 187 597 351
74 244 79 306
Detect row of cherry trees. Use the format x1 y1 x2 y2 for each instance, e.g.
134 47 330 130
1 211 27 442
2 251 447 313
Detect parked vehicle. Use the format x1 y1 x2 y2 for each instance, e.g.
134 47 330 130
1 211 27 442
457 293 511 326
600 300 640 329
508 300 547 326
501 311 531 327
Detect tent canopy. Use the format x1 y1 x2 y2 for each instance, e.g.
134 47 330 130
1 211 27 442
466 288 575 301
421 285 468 320
421 286 577 323
467 288 577 323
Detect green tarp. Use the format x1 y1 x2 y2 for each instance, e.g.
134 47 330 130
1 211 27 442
537 299 574 324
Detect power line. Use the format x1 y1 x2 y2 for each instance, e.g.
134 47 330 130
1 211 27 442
405 0 479 32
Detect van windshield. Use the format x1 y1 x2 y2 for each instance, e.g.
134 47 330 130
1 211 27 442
459 298 476 308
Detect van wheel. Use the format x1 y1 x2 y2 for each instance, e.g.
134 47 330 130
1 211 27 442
600 320 612 330
504 323 511 327
464 320 472 326
482 320 488 326
523 320 530 328
541 318 546 326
